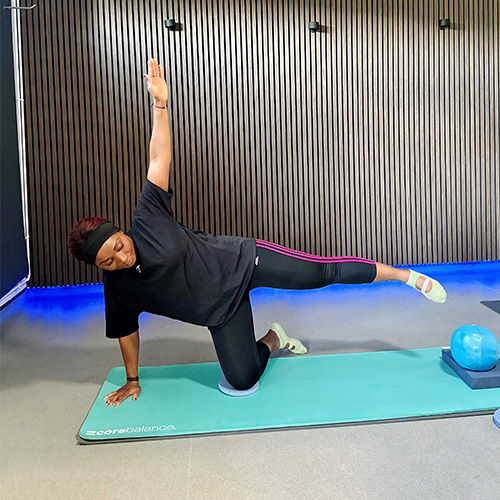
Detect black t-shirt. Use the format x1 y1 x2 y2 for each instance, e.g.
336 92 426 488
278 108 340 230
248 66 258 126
103 180 256 338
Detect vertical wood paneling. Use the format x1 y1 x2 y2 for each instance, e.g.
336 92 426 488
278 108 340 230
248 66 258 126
19 0 500 286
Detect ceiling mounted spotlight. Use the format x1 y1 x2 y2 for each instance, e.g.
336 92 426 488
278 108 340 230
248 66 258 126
309 21 320 33
164 19 176 31
439 19 451 30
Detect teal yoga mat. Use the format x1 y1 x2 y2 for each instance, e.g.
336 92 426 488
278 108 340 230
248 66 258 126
78 348 500 444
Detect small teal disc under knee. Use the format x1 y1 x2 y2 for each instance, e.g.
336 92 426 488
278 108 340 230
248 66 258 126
450 325 499 371
218 376 260 396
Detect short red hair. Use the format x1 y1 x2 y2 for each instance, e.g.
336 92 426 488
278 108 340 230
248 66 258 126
67 217 108 261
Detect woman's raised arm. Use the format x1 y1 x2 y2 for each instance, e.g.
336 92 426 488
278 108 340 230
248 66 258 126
144 59 172 191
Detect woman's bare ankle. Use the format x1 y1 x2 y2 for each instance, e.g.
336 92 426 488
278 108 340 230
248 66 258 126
260 329 280 353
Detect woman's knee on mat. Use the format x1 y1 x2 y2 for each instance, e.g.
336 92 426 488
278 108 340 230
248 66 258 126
224 369 260 391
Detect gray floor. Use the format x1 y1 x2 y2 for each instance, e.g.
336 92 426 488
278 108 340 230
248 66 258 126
1 263 500 500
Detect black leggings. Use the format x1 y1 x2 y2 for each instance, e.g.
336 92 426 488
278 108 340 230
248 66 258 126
208 240 377 390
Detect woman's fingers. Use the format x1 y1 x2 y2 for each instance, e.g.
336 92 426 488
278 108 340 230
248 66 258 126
153 59 161 77
148 58 157 77
103 390 116 401
105 391 119 405
105 391 125 407
113 396 124 407
104 385 140 407
146 58 163 79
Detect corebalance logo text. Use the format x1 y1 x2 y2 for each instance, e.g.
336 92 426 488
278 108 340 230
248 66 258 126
86 424 176 436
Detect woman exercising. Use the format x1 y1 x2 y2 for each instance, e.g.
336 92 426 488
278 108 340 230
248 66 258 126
67 59 447 407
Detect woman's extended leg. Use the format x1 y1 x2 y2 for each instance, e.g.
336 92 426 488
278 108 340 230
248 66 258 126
252 240 446 302
250 241 447 354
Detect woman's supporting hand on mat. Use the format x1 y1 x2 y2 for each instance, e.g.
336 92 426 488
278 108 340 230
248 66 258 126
106 332 141 407
104 382 141 407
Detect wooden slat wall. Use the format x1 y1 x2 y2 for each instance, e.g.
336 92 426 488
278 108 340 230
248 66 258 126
19 0 499 287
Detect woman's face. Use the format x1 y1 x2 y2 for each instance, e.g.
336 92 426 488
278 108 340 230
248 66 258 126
95 232 136 271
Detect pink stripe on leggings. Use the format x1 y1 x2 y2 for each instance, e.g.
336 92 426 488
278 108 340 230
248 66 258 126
255 239 375 264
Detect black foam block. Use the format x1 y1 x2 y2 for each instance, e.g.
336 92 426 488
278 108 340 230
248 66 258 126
442 349 500 390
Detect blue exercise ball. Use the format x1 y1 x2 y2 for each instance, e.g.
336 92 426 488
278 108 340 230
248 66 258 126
451 324 499 371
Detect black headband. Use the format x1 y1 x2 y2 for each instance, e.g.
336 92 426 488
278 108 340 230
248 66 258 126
81 221 120 265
